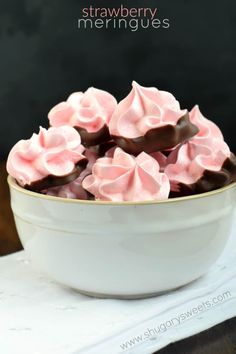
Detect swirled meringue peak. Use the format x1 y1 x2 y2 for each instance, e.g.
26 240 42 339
165 136 236 196
109 81 198 154
189 105 223 141
48 87 117 146
82 147 170 201
7 126 88 191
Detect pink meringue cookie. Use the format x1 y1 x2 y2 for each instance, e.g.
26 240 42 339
189 105 223 140
165 107 230 193
109 81 198 154
7 126 87 191
48 87 117 146
165 136 231 194
110 81 186 138
82 147 170 201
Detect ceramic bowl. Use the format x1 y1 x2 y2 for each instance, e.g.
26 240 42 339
8 176 236 299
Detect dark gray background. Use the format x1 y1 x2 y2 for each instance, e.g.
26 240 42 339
0 0 235 158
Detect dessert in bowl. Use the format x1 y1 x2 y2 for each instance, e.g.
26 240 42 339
7 82 236 298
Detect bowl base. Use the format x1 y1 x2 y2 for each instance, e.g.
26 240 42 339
73 286 184 300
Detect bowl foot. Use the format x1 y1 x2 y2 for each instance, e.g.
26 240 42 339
72 286 184 299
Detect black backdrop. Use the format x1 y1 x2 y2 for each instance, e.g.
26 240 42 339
0 0 236 158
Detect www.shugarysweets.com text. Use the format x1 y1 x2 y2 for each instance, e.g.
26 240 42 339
77 5 170 31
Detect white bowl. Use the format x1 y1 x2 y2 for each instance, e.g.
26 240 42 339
8 176 236 299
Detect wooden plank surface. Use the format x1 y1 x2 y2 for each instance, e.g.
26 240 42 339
0 161 22 255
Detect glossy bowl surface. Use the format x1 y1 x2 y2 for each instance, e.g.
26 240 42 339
8 176 236 298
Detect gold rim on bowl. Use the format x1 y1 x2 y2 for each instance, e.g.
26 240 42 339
7 175 236 206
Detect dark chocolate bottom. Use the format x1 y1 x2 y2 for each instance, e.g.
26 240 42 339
75 124 111 147
24 158 88 192
98 140 117 157
169 153 236 198
111 113 199 155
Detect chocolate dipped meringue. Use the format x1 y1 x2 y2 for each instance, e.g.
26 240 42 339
7 82 236 201
165 137 236 197
109 81 199 155
7 126 88 191
82 147 170 201
164 105 236 196
48 87 117 147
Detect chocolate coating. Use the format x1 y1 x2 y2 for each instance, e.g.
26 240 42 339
75 124 111 147
98 140 117 157
24 158 88 192
111 112 199 155
169 153 236 198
